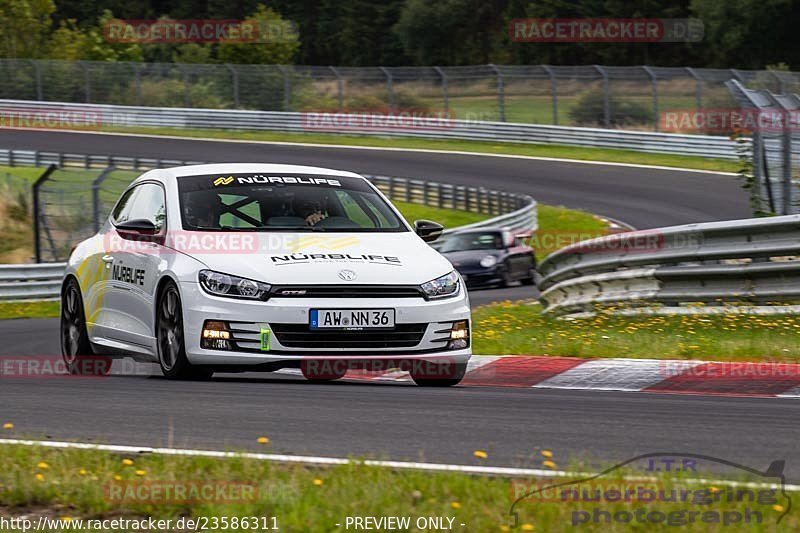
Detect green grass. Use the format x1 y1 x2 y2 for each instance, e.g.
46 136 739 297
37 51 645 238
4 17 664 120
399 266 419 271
394 200 486 228
473 302 800 362
0 300 59 319
105 125 739 173
0 443 793 532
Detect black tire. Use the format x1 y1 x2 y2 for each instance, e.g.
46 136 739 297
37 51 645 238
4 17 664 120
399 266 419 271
60 278 112 376
156 281 213 380
500 262 514 287
521 267 537 286
410 363 467 387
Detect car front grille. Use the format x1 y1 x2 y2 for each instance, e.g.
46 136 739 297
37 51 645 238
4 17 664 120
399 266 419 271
270 323 427 349
269 285 423 299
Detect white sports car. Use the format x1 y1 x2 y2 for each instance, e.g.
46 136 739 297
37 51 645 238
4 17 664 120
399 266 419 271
61 163 471 386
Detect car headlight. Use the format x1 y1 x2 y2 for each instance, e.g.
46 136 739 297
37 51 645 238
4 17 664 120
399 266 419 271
199 270 271 300
420 271 460 299
479 255 497 268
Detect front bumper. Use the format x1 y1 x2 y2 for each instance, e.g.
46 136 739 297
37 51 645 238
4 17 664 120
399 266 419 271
180 281 471 366
456 266 503 288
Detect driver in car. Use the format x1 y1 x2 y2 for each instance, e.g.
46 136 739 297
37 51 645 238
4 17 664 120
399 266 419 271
293 191 329 226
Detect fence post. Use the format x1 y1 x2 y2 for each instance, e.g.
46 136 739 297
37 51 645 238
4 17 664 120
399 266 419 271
32 164 57 263
489 64 505 122
433 66 449 114
131 62 142 105
92 165 116 233
28 59 43 100
224 64 240 108
686 67 702 111
542 65 558 125
78 61 91 103
329 66 344 111
643 66 659 131
278 65 292 111
176 64 191 107
593 65 610 128
379 66 395 111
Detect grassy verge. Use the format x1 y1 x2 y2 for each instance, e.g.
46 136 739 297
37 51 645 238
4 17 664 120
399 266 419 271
105 125 738 173
394 201 486 229
473 302 800 362
0 300 59 320
0 443 792 532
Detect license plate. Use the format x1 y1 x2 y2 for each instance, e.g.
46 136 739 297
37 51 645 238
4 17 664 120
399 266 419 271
310 309 395 329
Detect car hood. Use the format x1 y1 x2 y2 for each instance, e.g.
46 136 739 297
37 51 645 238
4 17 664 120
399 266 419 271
441 250 501 268
173 231 454 285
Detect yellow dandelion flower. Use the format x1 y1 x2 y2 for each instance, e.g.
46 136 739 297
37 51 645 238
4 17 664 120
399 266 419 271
451 502 461 509
257 436 270 444
135 469 146 477
521 525 535 531
113 475 122 481
312 478 324 486
541 450 553 458
60 517 72 522
473 450 488 459
499 526 510 532
773 504 785 512
709 486 719 493
2 423 13 429
121 459 134 466
542 460 556 469
34 473 44 481
78 469 88 476
36 462 49 470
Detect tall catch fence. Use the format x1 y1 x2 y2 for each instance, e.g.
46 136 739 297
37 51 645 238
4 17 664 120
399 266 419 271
2 59 800 130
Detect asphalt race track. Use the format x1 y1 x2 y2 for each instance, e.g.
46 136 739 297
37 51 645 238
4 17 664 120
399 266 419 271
6 130 789 477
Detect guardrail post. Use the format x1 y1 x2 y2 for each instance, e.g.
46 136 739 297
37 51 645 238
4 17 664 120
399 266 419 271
542 65 558 124
329 66 344 111
489 64 505 122
643 66 659 131
593 65 610 128
224 64 240 108
32 164 57 263
433 66 449 114
379 66 395 111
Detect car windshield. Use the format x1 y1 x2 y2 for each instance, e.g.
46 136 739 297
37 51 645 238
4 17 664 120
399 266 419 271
177 173 407 232
439 232 503 252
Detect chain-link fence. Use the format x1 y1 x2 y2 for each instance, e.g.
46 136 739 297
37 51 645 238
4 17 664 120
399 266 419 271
2 59 800 131
726 80 800 215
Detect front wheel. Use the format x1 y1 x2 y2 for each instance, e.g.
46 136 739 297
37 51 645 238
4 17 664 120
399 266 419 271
61 278 111 375
156 282 212 380
410 363 467 387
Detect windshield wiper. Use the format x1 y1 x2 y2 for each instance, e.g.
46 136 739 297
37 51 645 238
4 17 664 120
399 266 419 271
255 225 327 232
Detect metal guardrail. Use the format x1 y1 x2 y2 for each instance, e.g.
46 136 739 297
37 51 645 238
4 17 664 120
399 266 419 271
0 149 536 300
0 100 740 159
537 215 800 315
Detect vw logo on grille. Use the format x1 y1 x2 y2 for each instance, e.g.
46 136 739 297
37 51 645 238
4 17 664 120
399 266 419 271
338 269 357 281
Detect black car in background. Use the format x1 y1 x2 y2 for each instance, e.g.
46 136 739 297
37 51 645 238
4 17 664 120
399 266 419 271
434 228 536 289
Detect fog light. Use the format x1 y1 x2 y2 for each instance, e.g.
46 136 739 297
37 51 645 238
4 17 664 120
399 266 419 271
202 320 232 350
447 320 470 350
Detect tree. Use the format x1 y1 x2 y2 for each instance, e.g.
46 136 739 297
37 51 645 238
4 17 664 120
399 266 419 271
216 5 299 64
0 0 56 58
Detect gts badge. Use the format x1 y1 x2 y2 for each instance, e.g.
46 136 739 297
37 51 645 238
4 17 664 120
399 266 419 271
112 264 145 286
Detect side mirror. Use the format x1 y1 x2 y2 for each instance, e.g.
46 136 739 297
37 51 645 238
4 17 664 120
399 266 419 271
414 219 444 243
115 218 163 243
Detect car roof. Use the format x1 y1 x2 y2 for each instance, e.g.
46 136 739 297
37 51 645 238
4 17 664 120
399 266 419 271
148 163 366 180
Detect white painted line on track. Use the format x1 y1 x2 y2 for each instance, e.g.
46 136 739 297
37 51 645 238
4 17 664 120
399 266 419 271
2 127 737 175
0 439 797 492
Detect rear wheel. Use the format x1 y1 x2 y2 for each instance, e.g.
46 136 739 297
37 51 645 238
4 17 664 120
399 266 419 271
410 363 467 387
156 282 212 380
60 278 111 375
521 266 537 286
500 262 514 287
